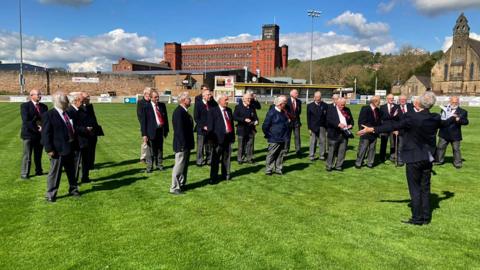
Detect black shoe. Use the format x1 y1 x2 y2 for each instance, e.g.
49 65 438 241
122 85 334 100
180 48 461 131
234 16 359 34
454 165 462 169
274 171 283 175
81 178 91 184
366 165 374 169
46 197 56 203
326 167 332 172
423 219 431 225
355 165 361 169
145 169 153 173
401 219 423 226
170 190 184 195
20 175 29 180
310 158 316 162
208 179 217 185
35 171 44 176
432 162 444 166
265 172 272 176
334 168 343 172
238 161 244 165
69 191 81 197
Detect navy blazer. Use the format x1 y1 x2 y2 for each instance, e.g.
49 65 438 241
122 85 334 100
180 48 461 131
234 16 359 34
286 97 302 125
172 105 195 152
194 98 217 134
136 98 148 123
41 109 77 156
207 106 235 145
20 101 48 140
307 101 328 132
375 110 454 164
438 107 469 141
233 103 258 137
140 102 169 140
380 103 400 121
358 105 381 140
262 108 290 143
326 105 354 140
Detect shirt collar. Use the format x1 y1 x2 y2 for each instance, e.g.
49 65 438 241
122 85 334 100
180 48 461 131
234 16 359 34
275 106 281 112
54 107 64 115
180 104 188 111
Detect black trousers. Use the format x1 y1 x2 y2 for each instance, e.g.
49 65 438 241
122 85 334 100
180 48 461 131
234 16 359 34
379 133 396 161
210 141 232 182
146 128 164 171
406 160 432 222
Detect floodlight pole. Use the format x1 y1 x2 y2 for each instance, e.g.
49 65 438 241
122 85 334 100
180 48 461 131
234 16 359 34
19 0 25 94
307 9 321 103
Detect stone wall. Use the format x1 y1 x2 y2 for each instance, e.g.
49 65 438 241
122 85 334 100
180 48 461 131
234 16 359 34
0 70 155 96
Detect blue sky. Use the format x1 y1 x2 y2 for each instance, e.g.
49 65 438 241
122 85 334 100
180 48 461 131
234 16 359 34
1 0 480 71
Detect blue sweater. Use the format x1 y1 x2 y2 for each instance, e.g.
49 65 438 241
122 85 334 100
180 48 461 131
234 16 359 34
262 108 290 143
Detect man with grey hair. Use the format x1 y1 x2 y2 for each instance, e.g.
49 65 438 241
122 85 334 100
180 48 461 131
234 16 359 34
435 96 469 168
379 93 399 163
359 91 460 225
307 91 328 161
42 91 80 202
355 96 381 168
233 93 259 164
20 89 48 179
286 89 302 155
66 92 86 183
262 95 290 175
194 86 217 166
137 87 152 162
170 92 194 195
207 94 235 183
326 97 354 171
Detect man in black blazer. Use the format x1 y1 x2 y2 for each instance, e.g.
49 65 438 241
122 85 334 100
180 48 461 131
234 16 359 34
250 91 261 110
326 98 354 171
355 96 381 168
170 92 195 195
42 91 80 202
81 91 102 175
137 87 152 162
207 94 235 183
194 87 217 166
396 95 414 166
307 91 328 161
359 92 458 225
66 92 88 183
379 94 399 162
285 89 302 155
140 90 169 173
233 93 259 164
20 89 48 179
435 96 469 168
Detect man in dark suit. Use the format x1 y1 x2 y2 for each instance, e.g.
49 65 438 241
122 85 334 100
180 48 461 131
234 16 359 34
307 91 328 161
233 93 259 164
435 96 469 168
194 87 217 166
379 94 399 162
140 90 169 173
137 87 152 162
262 95 290 175
326 98 354 171
207 94 235 183
359 92 458 225
170 92 195 195
81 91 102 175
66 92 88 183
42 91 80 202
286 89 302 155
396 95 415 166
249 91 261 110
355 96 381 168
20 89 48 179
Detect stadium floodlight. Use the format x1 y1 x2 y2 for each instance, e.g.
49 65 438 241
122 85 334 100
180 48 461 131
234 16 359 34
307 9 321 102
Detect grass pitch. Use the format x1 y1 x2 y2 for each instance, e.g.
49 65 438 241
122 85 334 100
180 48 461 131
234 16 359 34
0 102 479 269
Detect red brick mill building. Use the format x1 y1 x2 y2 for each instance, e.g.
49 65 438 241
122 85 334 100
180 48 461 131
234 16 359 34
164 24 288 77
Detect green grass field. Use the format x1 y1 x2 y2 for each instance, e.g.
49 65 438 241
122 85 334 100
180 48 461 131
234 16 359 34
0 102 479 269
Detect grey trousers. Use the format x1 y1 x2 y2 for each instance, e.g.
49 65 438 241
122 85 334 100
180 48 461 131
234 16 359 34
355 138 377 167
21 138 43 177
46 153 78 200
266 142 286 173
238 135 254 162
287 124 301 153
196 133 212 165
146 136 164 171
326 137 348 170
309 127 326 160
140 141 148 161
436 137 462 167
210 143 232 181
397 135 405 164
170 151 190 192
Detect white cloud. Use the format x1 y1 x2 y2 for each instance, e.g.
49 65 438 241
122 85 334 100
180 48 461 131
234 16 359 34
0 29 163 72
182 33 257 45
442 32 480 51
412 0 480 15
378 1 397 13
328 11 390 38
38 0 92 6
375 42 397 54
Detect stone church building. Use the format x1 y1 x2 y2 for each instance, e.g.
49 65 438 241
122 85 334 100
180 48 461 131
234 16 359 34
431 13 480 95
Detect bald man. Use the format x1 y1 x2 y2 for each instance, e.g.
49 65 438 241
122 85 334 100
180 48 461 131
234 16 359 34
435 96 469 168
20 89 48 179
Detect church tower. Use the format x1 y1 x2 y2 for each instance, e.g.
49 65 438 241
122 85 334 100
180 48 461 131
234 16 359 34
451 13 469 67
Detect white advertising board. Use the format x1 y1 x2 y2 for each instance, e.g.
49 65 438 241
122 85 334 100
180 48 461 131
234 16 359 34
72 77 99 83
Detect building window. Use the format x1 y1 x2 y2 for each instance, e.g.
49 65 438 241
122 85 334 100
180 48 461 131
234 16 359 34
470 62 474 80
444 64 448 81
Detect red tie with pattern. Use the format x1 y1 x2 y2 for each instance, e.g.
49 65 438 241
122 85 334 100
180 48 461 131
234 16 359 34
34 103 41 116
223 109 233 133
402 105 406 113
62 112 75 139
155 104 165 126
373 108 378 121
341 108 350 119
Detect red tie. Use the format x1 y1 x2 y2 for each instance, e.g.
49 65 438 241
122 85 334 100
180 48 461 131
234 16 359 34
62 112 75 139
205 102 209 111
341 108 350 119
155 104 165 126
223 109 233 133
373 108 378 121
34 103 41 116
292 99 296 112
402 105 406 113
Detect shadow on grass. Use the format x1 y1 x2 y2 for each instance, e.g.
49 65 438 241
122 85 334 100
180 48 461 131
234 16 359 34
231 164 264 178
183 178 211 191
94 159 140 169
93 168 144 182
283 162 310 174
81 176 148 195
380 191 455 216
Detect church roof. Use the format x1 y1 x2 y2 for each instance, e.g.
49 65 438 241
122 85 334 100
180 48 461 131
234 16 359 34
413 75 431 88
469 38 480 57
